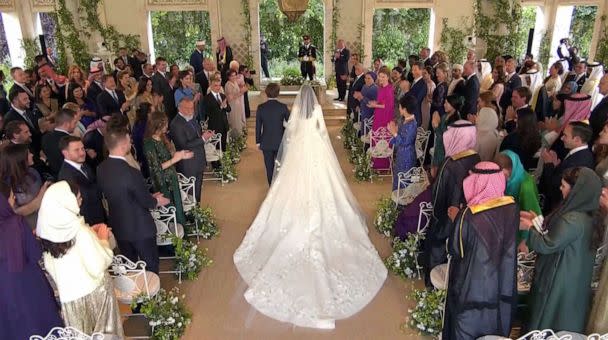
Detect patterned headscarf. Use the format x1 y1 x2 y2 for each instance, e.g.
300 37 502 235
463 161 506 205
560 93 592 132
443 120 477 157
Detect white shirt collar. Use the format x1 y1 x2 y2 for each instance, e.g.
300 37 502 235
11 104 25 115
517 104 529 110
105 88 116 95
566 145 588 158
54 128 69 134
211 90 221 98
109 155 127 162
413 76 423 84
64 159 83 171
178 112 193 121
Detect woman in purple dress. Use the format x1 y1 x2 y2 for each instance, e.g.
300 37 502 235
388 95 418 190
0 185 63 338
367 68 394 170
358 72 378 122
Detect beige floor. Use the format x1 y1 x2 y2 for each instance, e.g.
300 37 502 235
167 120 427 340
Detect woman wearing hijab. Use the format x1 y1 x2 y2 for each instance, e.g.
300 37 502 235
37 181 123 336
588 167 608 334
357 71 378 123
520 167 603 333
478 59 493 91
0 184 63 339
443 162 518 340
475 91 500 161
494 150 541 253
423 120 480 287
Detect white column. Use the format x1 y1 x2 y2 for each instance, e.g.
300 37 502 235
324 0 334 79
2 12 24 66
550 5 573 66
249 0 261 86
362 0 374 68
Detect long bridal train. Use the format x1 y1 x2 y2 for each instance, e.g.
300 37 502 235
233 85 387 329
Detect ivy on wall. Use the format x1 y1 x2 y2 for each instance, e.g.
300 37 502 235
20 38 41 69
49 12 69 74
595 15 608 66
538 29 552 73
356 23 365 60
330 0 340 52
240 0 254 68
79 0 140 52
474 0 526 62
56 0 91 69
372 8 430 66
439 17 469 65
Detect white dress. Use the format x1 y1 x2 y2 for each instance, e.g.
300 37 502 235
233 85 387 329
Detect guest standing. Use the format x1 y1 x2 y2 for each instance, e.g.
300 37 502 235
520 167 602 333
490 64 506 108
332 39 350 101
225 69 247 139
406 62 428 127
216 37 234 84
132 103 151 176
461 61 481 121
37 181 122 336
41 108 77 177
145 111 193 225
0 185 63 339
203 76 231 154
499 111 541 171
152 57 177 121
357 72 378 122
189 41 206 75
66 82 96 128
367 68 394 170
431 95 462 177
388 95 417 190
474 92 500 161
443 162 517 339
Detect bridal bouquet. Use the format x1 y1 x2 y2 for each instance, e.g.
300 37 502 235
406 288 446 337
385 233 423 279
172 235 213 281
186 206 220 239
374 196 400 237
132 287 192 340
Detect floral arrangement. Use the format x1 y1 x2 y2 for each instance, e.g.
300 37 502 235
353 152 375 182
131 287 192 340
406 288 446 337
172 235 213 281
374 196 400 237
280 67 304 86
340 119 357 151
186 206 220 240
385 233 423 279
216 144 238 183
341 120 375 182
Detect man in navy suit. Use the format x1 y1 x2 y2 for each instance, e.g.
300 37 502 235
256 83 290 185
589 74 608 143
347 63 365 119
405 61 427 127
332 39 350 101
540 121 595 212
461 60 480 119
96 74 127 117
500 57 522 114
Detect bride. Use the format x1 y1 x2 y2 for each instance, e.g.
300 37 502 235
233 85 387 329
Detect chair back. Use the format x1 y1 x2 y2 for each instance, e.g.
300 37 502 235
368 127 393 158
417 201 433 234
204 132 223 162
151 205 179 246
517 251 537 293
177 173 197 212
29 327 104 340
415 127 431 165
593 244 606 289
393 167 428 206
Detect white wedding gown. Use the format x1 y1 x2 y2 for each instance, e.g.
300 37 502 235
233 85 387 329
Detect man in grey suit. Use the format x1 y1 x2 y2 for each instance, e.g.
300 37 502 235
170 98 214 201
256 83 290 185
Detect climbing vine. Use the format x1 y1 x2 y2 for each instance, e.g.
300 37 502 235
439 17 470 65
474 0 526 61
356 23 365 60
240 0 254 68
79 0 140 53
20 38 40 69
330 0 340 52
49 12 69 74
594 15 608 66
538 29 552 73
55 0 91 69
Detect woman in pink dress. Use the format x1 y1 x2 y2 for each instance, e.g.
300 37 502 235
367 68 394 170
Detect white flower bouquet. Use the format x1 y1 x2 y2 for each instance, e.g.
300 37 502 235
374 196 400 237
384 233 423 279
186 206 220 240
406 288 446 338
172 236 213 281
132 287 192 339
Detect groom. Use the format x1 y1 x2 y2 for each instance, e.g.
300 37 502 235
256 83 290 185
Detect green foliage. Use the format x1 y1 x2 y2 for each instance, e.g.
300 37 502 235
595 16 608 67
150 11 211 66
439 17 470 65
474 0 528 62
330 0 340 55
356 24 366 60
20 38 40 69
385 234 423 279
131 288 191 340
186 206 220 240
407 288 446 336
79 0 140 54
569 5 598 59
48 12 69 74
517 6 537 58
372 8 430 64
341 120 376 182
259 0 324 77
280 67 303 85
172 235 212 281
374 196 401 238
241 0 254 68
538 29 552 73
55 0 91 70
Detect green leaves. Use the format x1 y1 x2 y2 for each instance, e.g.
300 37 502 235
186 206 220 240
172 235 213 281
374 196 401 238
372 8 430 65
150 11 211 66
407 288 446 337
131 288 192 340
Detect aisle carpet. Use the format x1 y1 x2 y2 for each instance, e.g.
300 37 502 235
170 123 427 340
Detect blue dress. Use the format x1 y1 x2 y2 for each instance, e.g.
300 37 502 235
359 84 378 121
390 118 417 190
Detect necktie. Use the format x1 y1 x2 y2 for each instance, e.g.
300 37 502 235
22 111 34 127
216 94 222 105
21 84 33 98
79 165 90 179
111 91 118 103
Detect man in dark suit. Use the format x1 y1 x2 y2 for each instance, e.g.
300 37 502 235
504 86 534 134
405 62 427 127
4 88 42 156
216 37 234 85
499 57 522 113
589 74 608 143
347 63 365 119
58 135 106 225
86 68 104 114
170 98 214 202
152 57 177 120
96 74 127 117
420 47 431 67
130 49 147 80
461 60 480 119
9 67 35 107
332 39 350 101
540 121 595 212
298 35 317 80
41 108 77 177
189 41 206 75
255 83 290 185
194 58 214 100
97 129 170 274
564 61 587 92
203 77 231 156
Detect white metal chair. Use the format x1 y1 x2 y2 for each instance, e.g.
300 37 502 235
360 117 373 144
152 205 184 247
415 127 431 166
517 251 537 293
516 329 573 340
429 251 451 330
177 173 197 213
203 132 223 185
30 327 104 340
413 201 433 279
592 244 606 289
391 166 428 206
109 255 160 306
367 126 393 176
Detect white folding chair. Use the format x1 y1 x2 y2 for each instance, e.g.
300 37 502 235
415 127 431 166
592 244 606 289
151 206 185 282
413 201 433 279
360 117 373 144
429 251 450 331
367 126 393 176
29 327 104 340
203 132 224 185
177 173 197 213
517 251 537 294
516 329 570 340
391 166 427 206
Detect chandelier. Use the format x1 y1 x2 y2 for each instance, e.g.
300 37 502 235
278 0 310 22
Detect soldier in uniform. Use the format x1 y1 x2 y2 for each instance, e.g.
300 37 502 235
298 35 316 80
